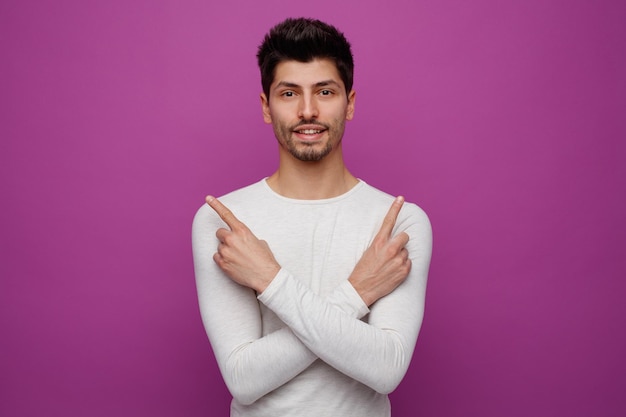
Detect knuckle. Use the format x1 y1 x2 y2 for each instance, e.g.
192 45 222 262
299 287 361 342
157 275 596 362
212 252 222 264
220 245 233 257
384 245 398 258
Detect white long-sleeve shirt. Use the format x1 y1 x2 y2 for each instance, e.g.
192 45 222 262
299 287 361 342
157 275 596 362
192 179 432 417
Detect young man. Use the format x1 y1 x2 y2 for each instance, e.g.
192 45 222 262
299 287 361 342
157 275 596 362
192 18 432 417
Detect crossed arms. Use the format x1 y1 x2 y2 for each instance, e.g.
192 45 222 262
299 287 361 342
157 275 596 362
192 193 432 404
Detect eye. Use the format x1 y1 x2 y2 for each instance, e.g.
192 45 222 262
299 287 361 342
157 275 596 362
281 91 295 97
320 89 333 96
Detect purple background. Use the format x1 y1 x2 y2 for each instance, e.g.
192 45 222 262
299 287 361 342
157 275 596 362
2 0 625 416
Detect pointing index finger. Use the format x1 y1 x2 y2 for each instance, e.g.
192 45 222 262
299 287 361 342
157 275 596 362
378 196 405 239
206 195 242 230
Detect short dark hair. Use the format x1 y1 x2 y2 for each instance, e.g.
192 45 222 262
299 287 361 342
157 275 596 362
257 17 354 98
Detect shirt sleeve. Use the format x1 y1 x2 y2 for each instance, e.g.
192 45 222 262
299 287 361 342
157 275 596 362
257 203 432 394
192 205 375 405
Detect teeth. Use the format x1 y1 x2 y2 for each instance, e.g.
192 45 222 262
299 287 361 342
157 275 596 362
299 129 321 134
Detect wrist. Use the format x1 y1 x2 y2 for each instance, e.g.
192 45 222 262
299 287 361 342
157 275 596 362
255 264 281 294
348 276 374 307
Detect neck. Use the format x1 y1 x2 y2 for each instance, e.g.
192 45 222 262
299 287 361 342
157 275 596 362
266 147 359 199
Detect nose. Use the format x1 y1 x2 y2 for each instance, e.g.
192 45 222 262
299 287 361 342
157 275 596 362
297 94 319 120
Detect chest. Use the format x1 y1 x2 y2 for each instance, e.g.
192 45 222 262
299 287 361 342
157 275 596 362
243 204 380 294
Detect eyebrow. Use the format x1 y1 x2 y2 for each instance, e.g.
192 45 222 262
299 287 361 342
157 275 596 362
274 80 342 90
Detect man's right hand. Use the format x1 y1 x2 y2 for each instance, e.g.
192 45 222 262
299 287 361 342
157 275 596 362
348 196 411 306
206 196 281 294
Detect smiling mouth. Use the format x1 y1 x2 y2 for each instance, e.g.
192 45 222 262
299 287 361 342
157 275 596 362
295 129 324 134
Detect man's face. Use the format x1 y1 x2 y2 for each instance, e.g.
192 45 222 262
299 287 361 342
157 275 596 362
261 59 355 162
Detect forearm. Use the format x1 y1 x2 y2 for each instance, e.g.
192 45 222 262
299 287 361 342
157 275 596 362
196 253 369 403
258 267 427 394
198 278 370 403
194 246 313 404
200 279 373 401
217 326 317 405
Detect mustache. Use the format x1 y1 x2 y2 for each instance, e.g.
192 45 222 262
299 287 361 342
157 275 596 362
291 119 330 130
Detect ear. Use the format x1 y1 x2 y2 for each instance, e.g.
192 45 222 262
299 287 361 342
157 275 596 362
346 90 356 121
260 93 272 124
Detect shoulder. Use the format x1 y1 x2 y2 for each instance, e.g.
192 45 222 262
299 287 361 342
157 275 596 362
358 182 430 220
357 182 431 236
192 180 267 232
